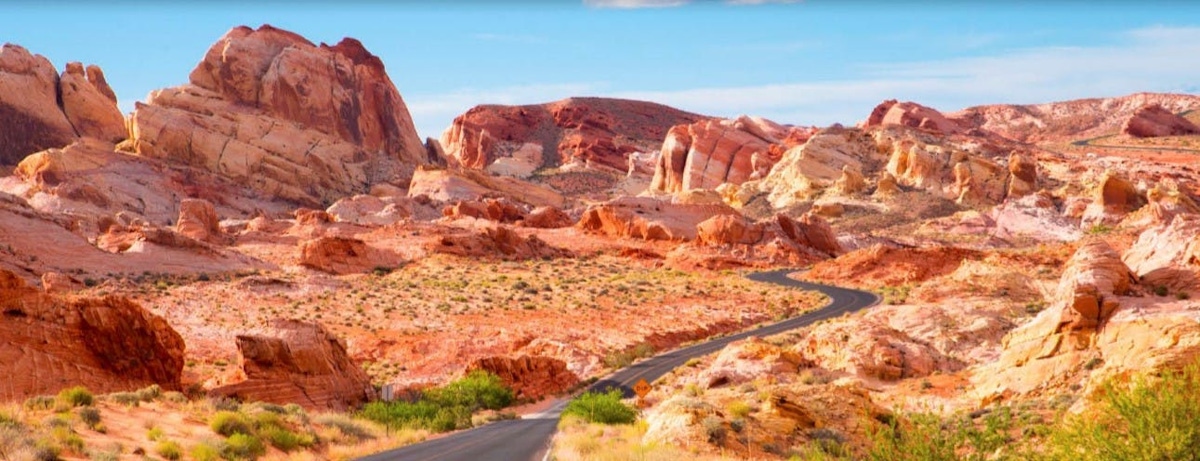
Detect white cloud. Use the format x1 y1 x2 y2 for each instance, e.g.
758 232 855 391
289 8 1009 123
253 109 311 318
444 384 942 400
407 25 1200 136
582 0 689 8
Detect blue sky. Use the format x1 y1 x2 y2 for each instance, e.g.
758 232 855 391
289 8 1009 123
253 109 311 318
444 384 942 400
5 1 1200 138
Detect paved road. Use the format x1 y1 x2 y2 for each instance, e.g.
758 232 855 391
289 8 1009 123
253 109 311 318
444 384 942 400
358 269 879 461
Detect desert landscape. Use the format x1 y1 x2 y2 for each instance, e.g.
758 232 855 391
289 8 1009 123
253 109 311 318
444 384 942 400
2 7 1200 461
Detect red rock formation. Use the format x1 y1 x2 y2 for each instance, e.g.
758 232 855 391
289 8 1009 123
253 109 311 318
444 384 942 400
432 226 569 260
520 206 573 229
59 62 125 142
129 24 425 206
175 199 223 244
650 116 812 193
1124 214 1200 291
1082 170 1144 226
949 92 1200 143
440 97 706 174
300 236 403 274
468 356 579 399
0 43 74 162
776 212 842 257
695 214 764 246
1006 152 1038 198
0 269 185 400
860 100 962 135
1122 104 1200 138
213 320 375 411
442 198 526 223
577 196 740 241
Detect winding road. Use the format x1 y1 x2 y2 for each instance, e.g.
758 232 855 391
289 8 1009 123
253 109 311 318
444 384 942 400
357 269 879 461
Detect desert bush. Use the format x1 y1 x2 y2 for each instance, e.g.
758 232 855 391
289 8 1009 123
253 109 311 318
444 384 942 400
223 433 265 460
1042 361 1200 460
107 392 141 407
728 400 753 419
562 390 637 425
162 391 188 404
424 371 513 411
51 426 84 453
24 396 55 411
867 412 961 461
702 415 725 444
32 438 60 461
76 407 101 430
188 441 223 461
314 414 375 442
358 371 513 432
209 411 253 437
135 384 162 402
260 425 313 452
154 440 182 461
146 426 165 441
56 387 93 408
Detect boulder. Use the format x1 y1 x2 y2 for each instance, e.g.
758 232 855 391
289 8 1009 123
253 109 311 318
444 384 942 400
776 212 842 257
1122 104 1200 138
407 168 564 208
833 165 867 195
467 356 580 399
1006 152 1038 198
432 225 569 260
212 320 375 411
443 198 525 223
697 337 808 388
520 206 573 229
299 236 402 274
0 270 186 400
1081 170 1144 226
175 198 223 244
695 214 764 246
1124 214 1200 291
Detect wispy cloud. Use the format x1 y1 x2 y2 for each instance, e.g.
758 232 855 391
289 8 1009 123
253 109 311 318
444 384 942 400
582 0 689 9
408 26 1200 137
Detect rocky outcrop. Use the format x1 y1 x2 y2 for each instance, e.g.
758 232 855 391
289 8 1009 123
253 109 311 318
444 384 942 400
1006 152 1038 198
577 196 740 241
128 25 426 207
59 62 125 142
833 166 867 195
440 97 706 174
443 198 525 223
407 168 565 208
1124 214 1200 291
0 44 125 165
777 212 842 257
0 270 185 400
697 337 808 389
432 225 569 260
325 194 435 226
468 356 579 399
757 129 881 209
949 92 1200 143
1081 170 1144 226
860 99 963 135
519 206 573 229
1122 104 1200 138
299 236 403 274
213 320 375 411
695 214 764 246
175 198 223 244
650 116 812 193
799 321 960 381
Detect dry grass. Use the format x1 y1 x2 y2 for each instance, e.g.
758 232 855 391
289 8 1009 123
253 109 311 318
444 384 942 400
552 415 725 461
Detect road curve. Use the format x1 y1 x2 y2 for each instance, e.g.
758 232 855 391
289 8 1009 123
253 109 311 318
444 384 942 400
357 269 879 461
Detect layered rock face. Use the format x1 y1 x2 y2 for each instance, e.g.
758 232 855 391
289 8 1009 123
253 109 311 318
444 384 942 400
1122 104 1200 138
1124 213 1200 290
440 97 706 174
650 116 814 193
949 92 1200 143
213 320 375 411
0 270 185 400
128 25 426 206
0 44 125 165
1081 170 1144 226
860 99 963 135
468 356 579 399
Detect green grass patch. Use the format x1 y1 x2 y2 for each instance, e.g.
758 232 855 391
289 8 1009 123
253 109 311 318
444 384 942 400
562 390 637 425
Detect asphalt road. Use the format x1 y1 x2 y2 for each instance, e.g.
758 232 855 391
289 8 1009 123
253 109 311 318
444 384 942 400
358 269 879 461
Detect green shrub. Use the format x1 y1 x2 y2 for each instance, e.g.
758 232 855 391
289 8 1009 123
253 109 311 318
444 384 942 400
51 426 85 453
562 390 637 425
162 391 188 404
146 426 165 441
223 433 265 460
260 426 313 452
727 400 753 419
189 441 222 461
76 407 101 430
314 414 375 442
32 438 60 461
425 371 514 411
866 412 962 461
702 415 725 444
107 392 141 407
154 440 182 461
24 396 55 411
209 411 253 437
1154 285 1170 296
1043 361 1200 460
56 387 93 408
135 384 162 402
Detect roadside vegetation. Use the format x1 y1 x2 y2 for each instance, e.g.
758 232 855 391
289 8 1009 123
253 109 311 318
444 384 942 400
357 370 517 432
1 384 426 461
